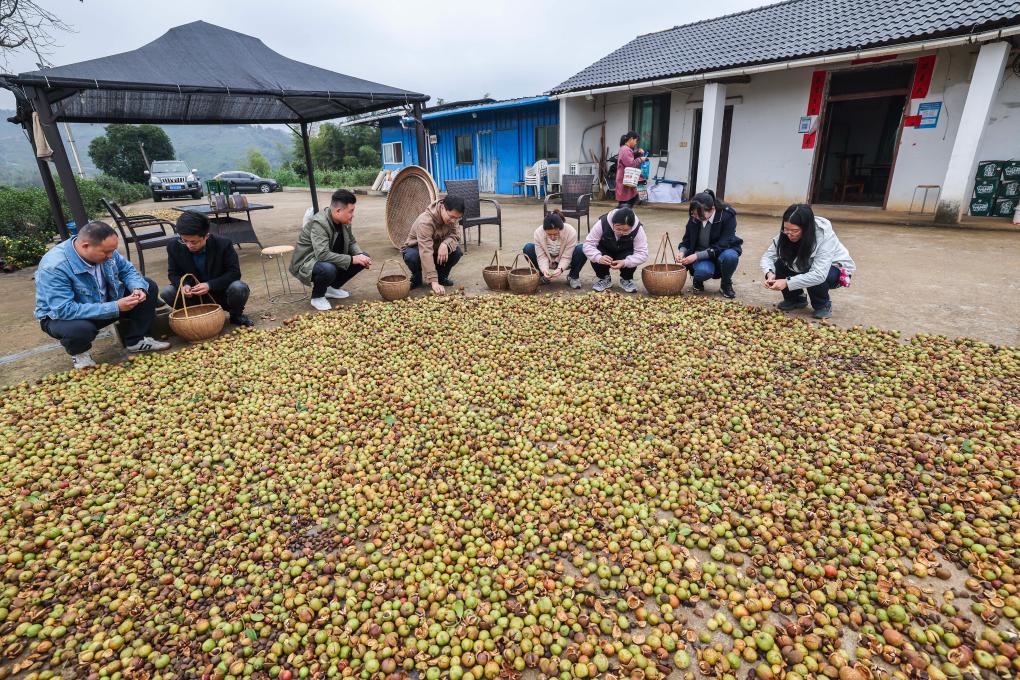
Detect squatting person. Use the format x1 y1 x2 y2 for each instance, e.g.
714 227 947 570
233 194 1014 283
582 207 648 293
34 220 170 369
290 188 373 312
160 212 253 327
522 209 587 289
760 203 856 319
402 195 465 295
676 189 742 299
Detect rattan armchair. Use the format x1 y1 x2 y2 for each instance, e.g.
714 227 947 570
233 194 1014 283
444 180 502 252
543 174 594 234
101 198 177 275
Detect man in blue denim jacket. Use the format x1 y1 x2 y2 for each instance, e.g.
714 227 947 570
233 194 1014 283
35 221 170 369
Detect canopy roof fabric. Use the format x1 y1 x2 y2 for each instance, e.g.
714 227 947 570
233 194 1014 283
1 21 427 123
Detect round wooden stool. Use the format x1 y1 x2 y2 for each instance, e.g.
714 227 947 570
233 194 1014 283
260 245 308 304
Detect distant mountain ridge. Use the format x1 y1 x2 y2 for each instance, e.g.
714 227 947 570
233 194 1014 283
0 111 294 186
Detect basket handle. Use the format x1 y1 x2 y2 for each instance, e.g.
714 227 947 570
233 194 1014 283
489 250 501 268
172 273 217 318
509 252 536 273
376 258 406 282
653 232 678 266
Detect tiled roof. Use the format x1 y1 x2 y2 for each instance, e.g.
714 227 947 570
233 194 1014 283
550 0 1020 93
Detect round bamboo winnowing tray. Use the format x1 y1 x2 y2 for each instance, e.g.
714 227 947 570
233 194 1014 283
385 166 438 248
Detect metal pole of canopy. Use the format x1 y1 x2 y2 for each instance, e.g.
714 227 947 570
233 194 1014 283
301 122 319 213
21 119 68 240
29 87 88 235
412 102 427 170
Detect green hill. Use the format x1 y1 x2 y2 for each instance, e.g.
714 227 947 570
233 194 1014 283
0 111 295 187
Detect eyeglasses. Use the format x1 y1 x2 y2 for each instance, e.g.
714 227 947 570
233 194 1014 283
177 236 207 246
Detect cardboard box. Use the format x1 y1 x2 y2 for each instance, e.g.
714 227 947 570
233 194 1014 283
969 197 992 216
993 198 1017 218
998 181 1020 199
976 160 1005 180
973 178 999 198
1002 161 1020 181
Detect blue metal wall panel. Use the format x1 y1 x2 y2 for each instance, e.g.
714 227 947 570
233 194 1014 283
380 101 559 193
380 124 418 170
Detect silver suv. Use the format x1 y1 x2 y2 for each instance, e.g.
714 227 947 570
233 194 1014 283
144 160 203 201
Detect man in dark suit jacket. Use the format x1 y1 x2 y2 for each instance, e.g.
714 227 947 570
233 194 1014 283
160 212 254 326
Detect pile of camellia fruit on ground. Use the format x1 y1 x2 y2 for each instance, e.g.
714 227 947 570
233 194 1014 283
1 295 1018 680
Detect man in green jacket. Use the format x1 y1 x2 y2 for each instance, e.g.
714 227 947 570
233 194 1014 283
289 189 373 311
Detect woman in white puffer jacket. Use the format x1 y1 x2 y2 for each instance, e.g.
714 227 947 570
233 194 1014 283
760 203 856 319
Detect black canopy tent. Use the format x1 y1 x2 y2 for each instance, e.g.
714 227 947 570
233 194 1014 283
1 21 429 239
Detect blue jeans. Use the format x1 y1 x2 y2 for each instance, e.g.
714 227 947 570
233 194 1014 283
523 243 587 279
40 277 159 355
310 262 365 298
775 261 841 309
403 245 463 287
690 248 740 286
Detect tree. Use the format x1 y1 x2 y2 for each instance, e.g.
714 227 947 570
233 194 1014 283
88 124 174 184
290 122 381 170
244 149 271 177
357 144 381 168
0 1 78 68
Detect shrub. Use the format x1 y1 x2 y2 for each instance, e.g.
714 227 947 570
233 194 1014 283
270 166 379 189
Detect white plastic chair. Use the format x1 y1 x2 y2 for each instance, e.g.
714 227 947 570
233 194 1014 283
524 160 549 198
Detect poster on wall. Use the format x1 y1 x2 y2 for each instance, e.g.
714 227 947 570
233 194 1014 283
917 102 942 129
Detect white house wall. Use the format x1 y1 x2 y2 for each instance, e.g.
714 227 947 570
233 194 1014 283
558 44 1019 209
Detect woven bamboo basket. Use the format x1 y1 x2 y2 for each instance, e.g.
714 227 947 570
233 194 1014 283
385 166 438 248
507 253 540 294
482 250 511 290
641 232 687 296
168 274 226 342
376 259 411 301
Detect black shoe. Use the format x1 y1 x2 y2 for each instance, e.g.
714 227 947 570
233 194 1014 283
438 278 454 286
777 298 808 311
693 280 705 292
720 282 736 299
229 314 255 327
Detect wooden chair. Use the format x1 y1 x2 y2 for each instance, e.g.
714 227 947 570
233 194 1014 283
834 156 866 202
444 180 502 252
544 174 594 234
101 198 177 276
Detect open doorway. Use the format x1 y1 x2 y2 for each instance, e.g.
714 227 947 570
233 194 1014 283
689 105 733 199
812 64 913 206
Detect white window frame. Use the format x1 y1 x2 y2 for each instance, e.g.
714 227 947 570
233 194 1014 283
383 142 403 165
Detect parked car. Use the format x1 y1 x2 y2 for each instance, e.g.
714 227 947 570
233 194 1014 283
213 171 280 194
145 160 203 201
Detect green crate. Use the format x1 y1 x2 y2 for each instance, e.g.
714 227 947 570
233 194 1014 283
975 160 1005 180
969 197 993 216
1002 161 1020 181
973 178 999 198
993 198 1017 218
998 181 1020 199
205 179 229 195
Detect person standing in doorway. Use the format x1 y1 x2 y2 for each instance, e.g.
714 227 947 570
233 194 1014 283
615 131 645 208
676 189 742 299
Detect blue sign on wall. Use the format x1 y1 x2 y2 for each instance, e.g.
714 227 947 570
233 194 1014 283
917 101 942 129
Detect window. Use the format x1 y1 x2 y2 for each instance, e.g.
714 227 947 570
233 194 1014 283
455 135 473 165
534 125 559 162
630 94 671 156
382 142 403 165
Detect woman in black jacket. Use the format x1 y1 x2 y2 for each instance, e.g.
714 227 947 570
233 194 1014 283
675 189 742 298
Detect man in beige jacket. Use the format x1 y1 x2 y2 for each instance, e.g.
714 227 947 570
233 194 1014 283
401 195 465 295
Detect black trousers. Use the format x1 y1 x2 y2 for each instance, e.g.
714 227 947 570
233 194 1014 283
591 262 637 281
40 278 159 355
160 280 250 317
311 262 365 298
775 261 841 308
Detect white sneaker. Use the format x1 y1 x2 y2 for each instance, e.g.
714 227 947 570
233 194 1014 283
592 276 613 292
619 279 638 293
310 297 332 311
567 277 581 290
71 352 96 369
324 287 350 299
125 337 171 353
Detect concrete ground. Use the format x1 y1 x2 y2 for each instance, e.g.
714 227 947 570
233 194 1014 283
2 189 1018 387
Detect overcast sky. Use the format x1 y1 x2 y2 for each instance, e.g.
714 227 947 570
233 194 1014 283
1 0 771 110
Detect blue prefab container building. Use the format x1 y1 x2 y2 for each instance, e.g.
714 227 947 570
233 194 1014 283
378 97 559 195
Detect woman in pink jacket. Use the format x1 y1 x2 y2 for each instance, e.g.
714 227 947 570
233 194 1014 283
615 131 645 208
